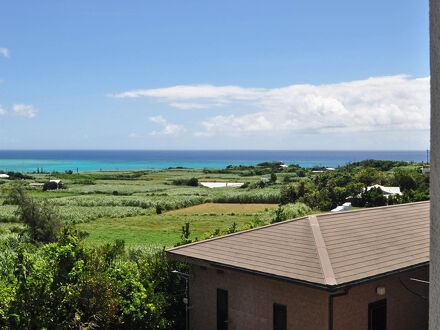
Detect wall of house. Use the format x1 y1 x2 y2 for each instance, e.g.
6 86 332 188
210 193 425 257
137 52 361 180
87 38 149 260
430 1 440 328
333 267 429 330
188 265 329 330
188 265 428 330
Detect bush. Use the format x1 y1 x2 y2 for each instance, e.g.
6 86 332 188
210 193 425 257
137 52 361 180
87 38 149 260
43 181 58 191
172 177 198 186
7 183 63 243
271 205 286 223
280 184 297 204
2 229 172 329
187 177 198 187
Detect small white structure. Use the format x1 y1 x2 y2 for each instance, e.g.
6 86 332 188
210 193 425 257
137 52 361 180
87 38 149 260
50 179 62 185
367 184 402 196
29 183 44 187
260 178 269 183
422 167 430 174
0 174 9 179
331 202 352 213
342 202 352 210
280 164 288 168
326 167 336 171
200 182 244 188
331 206 345 213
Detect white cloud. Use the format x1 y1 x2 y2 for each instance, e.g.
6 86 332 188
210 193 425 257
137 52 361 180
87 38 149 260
169 102 223 110
128 132 138 138
111 75 430 141
12 104 37 118
111 85 264 101
0 48 9 58
149 115 185 136
0 105 6 116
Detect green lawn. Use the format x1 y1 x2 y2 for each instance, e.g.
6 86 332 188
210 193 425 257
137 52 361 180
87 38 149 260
76 203 276 250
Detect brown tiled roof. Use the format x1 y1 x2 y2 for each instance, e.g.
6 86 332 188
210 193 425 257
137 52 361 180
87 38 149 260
166 201 429 288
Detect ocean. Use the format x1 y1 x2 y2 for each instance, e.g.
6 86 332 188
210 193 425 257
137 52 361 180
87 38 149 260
0 150 428 173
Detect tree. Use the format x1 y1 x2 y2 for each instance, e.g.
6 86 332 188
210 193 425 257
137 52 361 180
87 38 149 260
187 177 198 187
393 171 417 192
7 183 63 243
363 187 387 207
270 173 277 183
180 222 191 245
296 180 306 198
43 181 58 191
280 184 297 204
356 167 384 186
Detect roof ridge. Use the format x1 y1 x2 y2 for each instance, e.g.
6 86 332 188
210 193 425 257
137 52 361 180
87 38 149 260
308 215 337 285
315 200 430 219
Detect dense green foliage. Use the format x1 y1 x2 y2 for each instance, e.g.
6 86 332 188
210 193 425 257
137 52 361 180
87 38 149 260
276 161 429 211
8 183 63 243
0 229 188 329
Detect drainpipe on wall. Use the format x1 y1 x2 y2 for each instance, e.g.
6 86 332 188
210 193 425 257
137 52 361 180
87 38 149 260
328 288 350 330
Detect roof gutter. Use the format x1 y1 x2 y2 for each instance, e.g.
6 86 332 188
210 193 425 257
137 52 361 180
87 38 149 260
329 288 349 330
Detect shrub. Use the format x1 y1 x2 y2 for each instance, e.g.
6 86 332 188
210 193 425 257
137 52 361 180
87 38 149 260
271 205 286 223
280 184 297 204
43 181 58 191
7 183 63 243
187 177 198 187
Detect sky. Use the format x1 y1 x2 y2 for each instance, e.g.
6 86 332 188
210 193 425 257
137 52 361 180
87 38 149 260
0 0 430 150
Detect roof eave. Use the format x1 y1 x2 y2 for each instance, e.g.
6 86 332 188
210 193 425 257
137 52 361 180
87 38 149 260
167 250 429 292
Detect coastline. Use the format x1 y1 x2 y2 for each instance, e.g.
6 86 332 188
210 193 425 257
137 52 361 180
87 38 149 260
0 150 428 173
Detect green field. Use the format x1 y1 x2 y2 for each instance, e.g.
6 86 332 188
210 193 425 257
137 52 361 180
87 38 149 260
0 167 288 250
0 160 428 252
76 203 279 252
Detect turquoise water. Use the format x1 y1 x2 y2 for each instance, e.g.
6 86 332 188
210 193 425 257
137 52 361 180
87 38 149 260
0 150 427 173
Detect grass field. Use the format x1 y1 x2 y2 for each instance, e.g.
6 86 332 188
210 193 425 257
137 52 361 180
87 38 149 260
76 202 278 251
0 167 291 252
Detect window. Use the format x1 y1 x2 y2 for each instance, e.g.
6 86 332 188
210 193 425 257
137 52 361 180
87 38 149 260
369 299 387 330
217 289 228 330
273 303 287 330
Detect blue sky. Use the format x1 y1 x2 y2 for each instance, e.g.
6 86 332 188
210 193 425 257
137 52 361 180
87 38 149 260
0 0 430 150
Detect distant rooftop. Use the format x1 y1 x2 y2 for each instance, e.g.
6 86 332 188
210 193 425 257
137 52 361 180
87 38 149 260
367 184 402 195
167 201 429 290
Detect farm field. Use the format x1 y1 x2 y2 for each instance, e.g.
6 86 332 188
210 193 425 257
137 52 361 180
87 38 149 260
0 159 429 253
76 203 279 252
0 166 289 250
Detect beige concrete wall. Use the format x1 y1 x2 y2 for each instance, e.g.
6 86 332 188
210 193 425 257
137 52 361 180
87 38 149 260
431 1 440 329
188 265 428 330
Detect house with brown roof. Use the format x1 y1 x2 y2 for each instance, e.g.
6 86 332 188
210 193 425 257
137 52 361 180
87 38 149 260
167 201 429 330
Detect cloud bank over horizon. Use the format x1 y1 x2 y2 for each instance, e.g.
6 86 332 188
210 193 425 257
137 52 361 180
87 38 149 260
112 75 430 141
